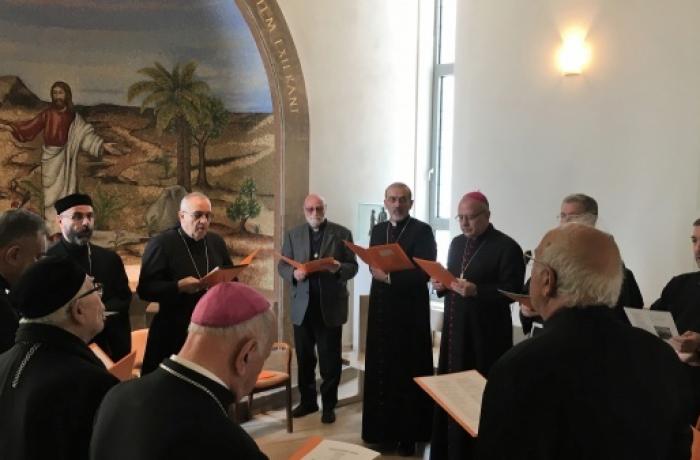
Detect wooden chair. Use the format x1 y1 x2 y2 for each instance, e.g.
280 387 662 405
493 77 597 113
247 342 293 433
130 328 149 377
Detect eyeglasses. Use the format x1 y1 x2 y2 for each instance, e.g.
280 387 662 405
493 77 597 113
525 253 556 272
385 196 411 205
76 282 103 300
455 211 485 222
61 212 94 222
304 206 325 213
181 211 213 222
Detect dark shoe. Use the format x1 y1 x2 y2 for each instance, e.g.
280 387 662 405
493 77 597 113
321 409 336 424
291 403 318 418
397 441 415 457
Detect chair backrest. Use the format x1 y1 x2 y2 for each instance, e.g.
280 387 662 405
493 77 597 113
109 350 137 382
130 328 149 369
263 342 291 374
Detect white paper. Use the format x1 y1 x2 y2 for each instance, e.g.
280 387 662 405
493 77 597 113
301 440 379 460
415 370 486 436
624 308 679 340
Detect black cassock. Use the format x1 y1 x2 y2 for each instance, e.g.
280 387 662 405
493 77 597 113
137 226 232 374
0 275 18 353
0 324 118 460
90 357 268 460
361 217 436 444
48 239 132 360
431 224 525 460
477 306 692 460
651 271 700 420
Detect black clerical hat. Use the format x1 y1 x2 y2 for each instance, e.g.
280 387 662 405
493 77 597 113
54 193 93 215
12 255 86 319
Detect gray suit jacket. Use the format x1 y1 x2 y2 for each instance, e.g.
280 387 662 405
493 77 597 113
278 220 358 327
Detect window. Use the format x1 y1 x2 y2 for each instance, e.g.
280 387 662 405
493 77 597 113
429 0 456 266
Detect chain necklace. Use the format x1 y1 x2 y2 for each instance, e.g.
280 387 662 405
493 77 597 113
86 242 93 276
160 363 227 417
386 217 411 244
460 239 486 279
177 228 209 278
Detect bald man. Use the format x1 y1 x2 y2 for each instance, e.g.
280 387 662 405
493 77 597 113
138 192 233 375
278 194 358 423
430 191 524 460
477 224 692 460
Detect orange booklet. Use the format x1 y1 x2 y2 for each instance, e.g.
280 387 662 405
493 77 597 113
343 241 414 273
498 289 532 308
415 370 487 437
199 249 260 289
413 257 457 287
278 254 338 274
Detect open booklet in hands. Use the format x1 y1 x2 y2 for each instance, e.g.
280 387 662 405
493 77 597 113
624 307 700 365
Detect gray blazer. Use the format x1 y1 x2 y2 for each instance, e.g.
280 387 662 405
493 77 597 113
278 220 358 327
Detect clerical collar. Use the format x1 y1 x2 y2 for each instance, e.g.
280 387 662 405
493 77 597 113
177 226 205 245
170 354 229 390
389 215 410 228
309 219 327 233
468 223 494 242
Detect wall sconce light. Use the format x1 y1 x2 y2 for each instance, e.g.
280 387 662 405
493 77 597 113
558 29 590 76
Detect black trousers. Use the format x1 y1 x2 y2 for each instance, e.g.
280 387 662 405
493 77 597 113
293 300 342 410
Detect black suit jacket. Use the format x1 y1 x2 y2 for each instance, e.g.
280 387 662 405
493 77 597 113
478 306 692 460
278 220 358 327
0 275 18 353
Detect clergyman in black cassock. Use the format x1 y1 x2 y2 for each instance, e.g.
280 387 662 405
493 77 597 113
138 193 232 374
650 219 700 421
431 191 525 460
362 183 436 455
90 282 272 460
0 256 118 460
477 224 692 460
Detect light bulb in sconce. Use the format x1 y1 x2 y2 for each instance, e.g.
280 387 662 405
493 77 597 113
558 29 590 76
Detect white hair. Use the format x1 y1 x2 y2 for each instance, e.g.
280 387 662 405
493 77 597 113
539 230 623 307
19 300 73 326
187 307 276 358
180 192 211 211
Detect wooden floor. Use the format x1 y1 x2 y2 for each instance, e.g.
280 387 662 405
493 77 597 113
245 377 429 459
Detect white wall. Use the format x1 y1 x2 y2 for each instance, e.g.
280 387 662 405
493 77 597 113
453 0 700 304
278 0 434 346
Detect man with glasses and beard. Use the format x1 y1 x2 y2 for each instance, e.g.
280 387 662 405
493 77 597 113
0 256 118 460
48 193 132 361
137 192 233 375
0 81 120 226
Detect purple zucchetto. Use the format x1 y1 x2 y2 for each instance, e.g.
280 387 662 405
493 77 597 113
191 282 269 327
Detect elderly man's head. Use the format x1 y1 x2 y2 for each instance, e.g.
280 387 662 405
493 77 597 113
179 282 277 400
303 194 326 230
559 193 598 226
529 224 623 319
179 192 212 241
457 191 491 239
14 256 106 343
0 209 47 285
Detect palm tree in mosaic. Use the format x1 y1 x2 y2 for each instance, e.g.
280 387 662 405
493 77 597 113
127 61 209 191
192 95 229 188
